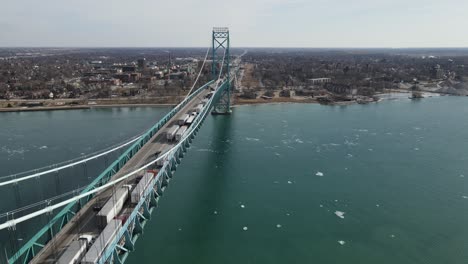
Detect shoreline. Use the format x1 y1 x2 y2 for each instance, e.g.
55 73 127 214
0 91 455 113
0 103 175 113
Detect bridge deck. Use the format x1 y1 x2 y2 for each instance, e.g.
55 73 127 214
31 89 210 263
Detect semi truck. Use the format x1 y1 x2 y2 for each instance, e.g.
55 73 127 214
175 126 188 141
96 186 131 228
56 235 93 264
131 171 155 204
177 114 189 125
81 220 122 264
166 125 180 141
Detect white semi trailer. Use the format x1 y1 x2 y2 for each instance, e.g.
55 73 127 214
96 186 130 228
81 220 122 264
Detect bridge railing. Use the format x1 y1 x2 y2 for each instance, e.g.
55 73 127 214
97 80 230 264
7 80 214 264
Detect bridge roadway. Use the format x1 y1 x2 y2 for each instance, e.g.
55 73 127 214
31 87 212 263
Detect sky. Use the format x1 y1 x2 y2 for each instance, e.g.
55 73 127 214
0 0 467 48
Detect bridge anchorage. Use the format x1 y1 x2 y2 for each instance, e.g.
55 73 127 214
211 27 231 115
1 27 237 264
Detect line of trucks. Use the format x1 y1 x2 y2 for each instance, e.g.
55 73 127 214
55 94 214 264
57 170 159 264
165 97 210 142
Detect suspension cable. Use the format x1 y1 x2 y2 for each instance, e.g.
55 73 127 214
185 47 210 97
0 48 211 187
0 135 142 187
0 51 230 231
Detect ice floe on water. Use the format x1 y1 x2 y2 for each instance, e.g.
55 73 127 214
274 152 281 157
355 129 369 132
413 127 421 130
344 140 358 147
276 224 282 228
347 154 353 158
376 204 380 207
214 211 218 215
335 211 345 219
287 181 292 184
462 196 468 199
1 146 29 157
240 204 245 208
39 145 48 150
245 137 260 142
243 226 248 231
316 171 324 177
460 175 465 178
390 234 395 238
368 148 373 151
197 148 219 153
338 240 346 245
413 148 419 151
319 204 323 208
295 139 304 144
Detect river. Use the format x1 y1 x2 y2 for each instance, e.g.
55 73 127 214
1 97 468 263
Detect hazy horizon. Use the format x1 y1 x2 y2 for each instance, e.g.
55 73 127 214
1 0 467 48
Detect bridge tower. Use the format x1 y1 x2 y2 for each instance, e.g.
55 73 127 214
211 27 231 115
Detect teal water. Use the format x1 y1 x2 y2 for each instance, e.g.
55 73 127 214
126 97 468 264
1 97 468 263
0 107 171 260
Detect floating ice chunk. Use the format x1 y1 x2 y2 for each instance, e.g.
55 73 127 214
273 181 279 184
276 224 282 228
460 175 465 178
390 234 395 238
319 204 323 208
39 146 47 149
462 196 468 199
274 152 281 156
414 148 419 151
214 211 218 215
368 148 373 151
245 137 260 142
347 153 353 158
287 181 292 184
376 204 380 207
286 213 290 216
335 211 345 219
338 240 345 245
295 139 304 144
178 228 182 231
240 204 245 208
243 226 248 231
316 172 324 177
344 167 348 170
334 200 338 202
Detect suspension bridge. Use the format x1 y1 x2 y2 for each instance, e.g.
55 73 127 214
1 27 239 264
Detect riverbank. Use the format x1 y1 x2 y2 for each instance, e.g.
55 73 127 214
0 97 181 112
0 90 449 113
0 104 174 113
